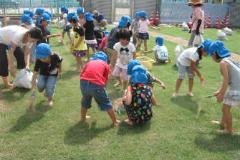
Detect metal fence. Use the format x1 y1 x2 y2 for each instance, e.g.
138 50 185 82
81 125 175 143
160 2 230 26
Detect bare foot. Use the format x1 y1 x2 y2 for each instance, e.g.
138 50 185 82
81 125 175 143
172 93 178 97
48 100 53 107
124 119 133 126
113 119 121 127
187 92 194 97
80 115 91 123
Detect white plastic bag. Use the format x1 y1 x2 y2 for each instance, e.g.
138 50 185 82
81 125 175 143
14 69 33 89
193 35 204 47
175 45 184 67
182 22 189 31
217 30 227 40
223 27 233 36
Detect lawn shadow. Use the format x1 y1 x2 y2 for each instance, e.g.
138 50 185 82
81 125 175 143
171 64 178 71
171 96 198 114
64 121 112 145
61 70 79 80
1 88 29 102
9 101 51 132
117 121 151 136
195 133 240 152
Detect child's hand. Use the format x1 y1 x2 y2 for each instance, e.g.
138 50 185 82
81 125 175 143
200 75 205 86
216 92 224 103
160 83 166 89
214 90 220 96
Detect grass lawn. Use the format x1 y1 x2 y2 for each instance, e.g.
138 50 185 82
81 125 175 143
0 26 240 160
150 26 240 54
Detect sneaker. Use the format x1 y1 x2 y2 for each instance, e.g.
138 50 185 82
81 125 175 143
113 119 121 127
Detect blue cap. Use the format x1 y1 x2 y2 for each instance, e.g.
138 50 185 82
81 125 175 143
127 60 141 75
85 12 94 21
138 11 147 19
44 11 52 18
118 20 127 28
156 36 164 46
61 6 68 14
41 13 51 23
91 51 108 63
97 14 105 22
77 7 85 15
104 31 110 37
35 8 45 15
21 14 33 25
131 65 148 84
36 43 52 59
210 41 231 58
198 39 214 55
121 15 132 24
23 10 34 18
67 12 79 22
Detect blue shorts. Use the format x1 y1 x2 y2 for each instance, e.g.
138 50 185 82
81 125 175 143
138 32 149 40
80 80 112 111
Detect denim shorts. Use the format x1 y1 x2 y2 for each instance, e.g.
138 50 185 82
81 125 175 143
80 80 112 111
37 75 58 98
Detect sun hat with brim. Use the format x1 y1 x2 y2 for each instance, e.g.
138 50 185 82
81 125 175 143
91 51 108 63
35 8 45 15
36 43 52 59
67 12 79 22
85 12 94 21
41 13 51 23
131 65 148 84
23 10 34 18
61 6 68 14
21 14 33 25
210 41 231 58
127 60 141 75
77 7 85 15
156 36 164 46
198 39 213 55
191 0 203 6
138 11 147 18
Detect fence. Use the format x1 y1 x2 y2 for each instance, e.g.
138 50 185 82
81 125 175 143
160 2 230 26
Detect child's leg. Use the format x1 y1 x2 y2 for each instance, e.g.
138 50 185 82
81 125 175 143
188 78 194 95
112 66 122 87
174 79 183 96
106 108 119 126
87 46 90 61
143 40 148 52
80 107 88 122
37 75 47 93
91 46 96 53
2 77 13 88
136 39 142 50
76 56 83 72
221 104 233 133
45 76 57 106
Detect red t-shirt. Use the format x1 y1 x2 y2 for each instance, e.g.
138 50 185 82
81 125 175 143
99 36 108 50
80 60 110 86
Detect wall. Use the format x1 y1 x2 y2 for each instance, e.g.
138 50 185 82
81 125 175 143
229 2 240 27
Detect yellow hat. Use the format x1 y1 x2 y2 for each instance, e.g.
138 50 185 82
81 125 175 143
191 0 203 6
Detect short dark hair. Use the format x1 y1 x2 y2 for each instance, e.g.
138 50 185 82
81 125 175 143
28 27 43 40
117 29 132 41
70 19 78 24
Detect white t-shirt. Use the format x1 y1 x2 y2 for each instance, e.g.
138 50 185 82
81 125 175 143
0 25 29 47
63 13 70 26
153 45 168 60
138 20 149 33
113 42 136 69
178 47 199 66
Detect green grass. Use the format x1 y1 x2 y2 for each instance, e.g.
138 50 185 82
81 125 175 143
0 26 240 160
150 26 240 54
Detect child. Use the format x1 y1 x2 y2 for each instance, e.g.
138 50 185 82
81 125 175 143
0 26 43 88
136 11 149 53
20 14 35 29
35 8 45 28
131 12 140 46
80 51 120 126
32 43 62 107
172 40 213 97
99 31 110 52
68 13 87 72
60 6 72 45
123 65 155 125
210 41 240 134
153 36 169 64
106 16 131 67
112 29 136 92
77 7 85 26
83 12 98 61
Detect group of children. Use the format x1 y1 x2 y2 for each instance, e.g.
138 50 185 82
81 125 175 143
0 7 239 133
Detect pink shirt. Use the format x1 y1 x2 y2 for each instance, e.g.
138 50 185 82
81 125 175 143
191 6 205 33
80 60 110 87
99 36 108 50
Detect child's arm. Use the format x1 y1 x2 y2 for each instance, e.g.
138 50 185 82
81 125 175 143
155 78 166 89
47 33 61 39
190 60 204 85
215 61 229 102
31 71 38 89
122 86 132 105
132 51 137 59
